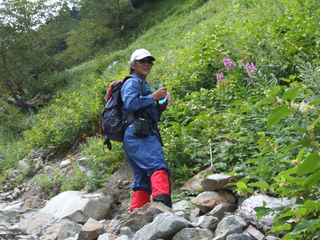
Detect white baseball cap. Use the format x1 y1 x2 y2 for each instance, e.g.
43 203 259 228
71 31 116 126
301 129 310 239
130 48 155 63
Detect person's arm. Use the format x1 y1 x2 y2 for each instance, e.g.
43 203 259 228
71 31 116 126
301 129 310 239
121 78 155 112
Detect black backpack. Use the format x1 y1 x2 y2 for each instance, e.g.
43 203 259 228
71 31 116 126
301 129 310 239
101 76 145 150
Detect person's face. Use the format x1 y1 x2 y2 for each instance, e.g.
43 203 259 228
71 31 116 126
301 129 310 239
131 57 154 80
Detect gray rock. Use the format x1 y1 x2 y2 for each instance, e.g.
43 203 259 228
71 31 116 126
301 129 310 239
15 235 37 240
189 208 201 224
172 227 215 240
0 230 15 240
201 174 232 191
235 195 296 234
57 221 82 240
20 197 46 213
175 210 190 220
132 211 195 240
40 224 61 240
34 157 44 171
19 211 62 236
226 233 256 240
109 202 171 234
192 190 236 213
214 215 248 240
244 225 266 240
78 218 104 240
197 215 219 230
208 203 237 221
16 159 29 171
8 223 20 234
97 233 117 239
39 191 113 223
0 201 23 224
266 236 281 240
120 226 133 238
172 200 191 212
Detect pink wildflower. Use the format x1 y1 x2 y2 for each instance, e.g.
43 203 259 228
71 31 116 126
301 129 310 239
223 58 236 71
167 91 172 104
217 72 224 81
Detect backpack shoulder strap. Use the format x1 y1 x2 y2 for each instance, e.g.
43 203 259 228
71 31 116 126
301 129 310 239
123 76 146 95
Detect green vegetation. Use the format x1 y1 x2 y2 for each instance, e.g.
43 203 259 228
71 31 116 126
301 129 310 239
1 0 320 238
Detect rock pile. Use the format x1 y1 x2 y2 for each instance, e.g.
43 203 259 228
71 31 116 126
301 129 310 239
0 170 296 240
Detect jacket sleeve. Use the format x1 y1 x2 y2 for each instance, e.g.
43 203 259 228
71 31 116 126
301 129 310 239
121 78 156 112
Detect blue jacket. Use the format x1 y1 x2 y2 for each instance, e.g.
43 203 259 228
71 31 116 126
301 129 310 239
121 74 160 123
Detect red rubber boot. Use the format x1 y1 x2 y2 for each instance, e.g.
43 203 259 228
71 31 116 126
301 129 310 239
151 170 172 208
130 190 151 214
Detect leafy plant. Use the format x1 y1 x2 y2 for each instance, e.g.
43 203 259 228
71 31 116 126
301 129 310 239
61 165 89 191
78 136 124 191
234 69 320 238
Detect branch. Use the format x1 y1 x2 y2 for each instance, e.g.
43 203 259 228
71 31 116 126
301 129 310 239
7 91 43 108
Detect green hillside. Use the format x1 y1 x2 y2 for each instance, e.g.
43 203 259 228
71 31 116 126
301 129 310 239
1 0 320 238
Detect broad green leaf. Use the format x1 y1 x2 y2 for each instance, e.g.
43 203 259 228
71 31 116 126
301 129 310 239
237 187 254 193
297 148 306 164
238 178 250 184
311 117 320 127
284 139 313 150
279 77 291 83
249 182 270 190
287 127 307 133
309 99 320 105
291 219 320 235
304 168 320 190
281 86 301 101
265 86 281 96
237 182 247 189
304 199 320 211
276 186 292 197
267 106 292 130
277 223 291 231
277 167 297 176
297 152 320 176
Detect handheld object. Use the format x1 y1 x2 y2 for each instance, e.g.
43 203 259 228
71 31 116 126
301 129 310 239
159 96 167 104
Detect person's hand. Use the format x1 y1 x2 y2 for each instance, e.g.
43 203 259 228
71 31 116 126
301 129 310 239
152 87 167 100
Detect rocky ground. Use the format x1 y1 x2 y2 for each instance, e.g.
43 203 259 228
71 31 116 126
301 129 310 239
0 148 295 239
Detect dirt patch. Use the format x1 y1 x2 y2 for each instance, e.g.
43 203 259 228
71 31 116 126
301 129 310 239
102 161 135 219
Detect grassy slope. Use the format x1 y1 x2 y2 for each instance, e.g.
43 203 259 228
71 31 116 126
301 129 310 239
1 0 320 187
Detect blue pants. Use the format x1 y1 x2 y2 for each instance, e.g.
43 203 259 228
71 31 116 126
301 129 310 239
123 123 171 193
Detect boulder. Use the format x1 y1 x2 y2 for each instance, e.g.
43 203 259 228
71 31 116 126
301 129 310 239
235 195 296 234
78 218 104 240
197 215 219 230
0 201 23 224
207 203 237 221
108 202 171 234
132 211 195 240
191 190 236 213
201 174 232 191
214 215 248 240
20 196 46 213
19 211 62 236
172 199 191 212
39 191 113 223
172 227 214 240
244 225 266 240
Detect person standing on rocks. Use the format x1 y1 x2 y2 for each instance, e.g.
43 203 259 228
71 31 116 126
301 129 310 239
121 48 172 213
